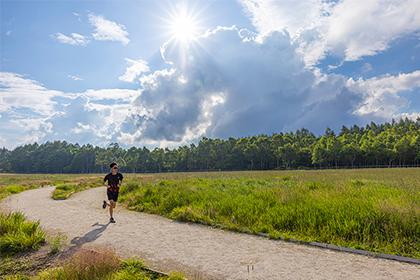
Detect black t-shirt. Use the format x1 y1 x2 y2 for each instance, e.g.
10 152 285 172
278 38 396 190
104 172 123 192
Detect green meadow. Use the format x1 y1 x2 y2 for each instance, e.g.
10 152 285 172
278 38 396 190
118 169 420 258
1 168 419 258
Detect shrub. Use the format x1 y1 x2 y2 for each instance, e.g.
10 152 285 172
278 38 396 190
167 272 186 280
0 212 45 256
112 258 149 280
48 233 67 255
120 182 139 195
52 184 77 200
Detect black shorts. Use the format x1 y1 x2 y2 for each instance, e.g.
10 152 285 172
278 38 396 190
107 190 119 202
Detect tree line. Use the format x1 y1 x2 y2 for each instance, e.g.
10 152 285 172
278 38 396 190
1 118 420 173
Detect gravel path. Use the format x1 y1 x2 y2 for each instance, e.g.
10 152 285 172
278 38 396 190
1 186 419 280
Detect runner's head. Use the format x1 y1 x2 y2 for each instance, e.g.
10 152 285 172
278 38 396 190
110 162 118 174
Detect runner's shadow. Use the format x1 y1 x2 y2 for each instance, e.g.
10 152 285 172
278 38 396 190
61 222 110 257
70 222 110 247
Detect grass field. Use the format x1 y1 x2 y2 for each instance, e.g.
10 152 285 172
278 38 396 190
1 169 419 258
118 169 420 258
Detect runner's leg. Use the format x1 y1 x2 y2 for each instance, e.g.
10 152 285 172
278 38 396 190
109 199 114 217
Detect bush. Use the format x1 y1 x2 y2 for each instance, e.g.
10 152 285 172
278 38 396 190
120 182 139 195
52 184 78 200
112 259 149 280
48 233 67 255
0 212 45 256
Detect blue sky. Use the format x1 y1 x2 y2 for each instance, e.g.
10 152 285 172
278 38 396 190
1 0 252 92
1 0 420 149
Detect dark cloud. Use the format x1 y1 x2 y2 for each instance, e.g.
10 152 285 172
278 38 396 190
123 27 368 143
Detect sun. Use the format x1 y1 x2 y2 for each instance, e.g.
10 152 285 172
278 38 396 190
170 15 198 42
162 2 203 44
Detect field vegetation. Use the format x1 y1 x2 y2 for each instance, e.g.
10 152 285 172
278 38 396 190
0 212 45 256
117 168 420 258
1 169 419 259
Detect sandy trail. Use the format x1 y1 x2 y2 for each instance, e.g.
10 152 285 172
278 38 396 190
1 186 419 280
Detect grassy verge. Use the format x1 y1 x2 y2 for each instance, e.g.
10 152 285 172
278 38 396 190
52 179 101 200
0 212 45 256
118 173 420 258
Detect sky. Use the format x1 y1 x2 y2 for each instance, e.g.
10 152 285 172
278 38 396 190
1 0 419 149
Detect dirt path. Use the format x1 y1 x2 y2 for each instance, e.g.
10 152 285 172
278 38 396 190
1 186 419 280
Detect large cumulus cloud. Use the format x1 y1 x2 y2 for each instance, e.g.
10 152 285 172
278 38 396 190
2 26 419 149
241 0 420 64
119 27 371 145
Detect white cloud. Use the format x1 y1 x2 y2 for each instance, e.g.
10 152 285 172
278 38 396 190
325 0 420 61
73 12 82 22
0 72 63 116
0 72 140 148
52 32 89 46
119 58 150 83
83 88 139 101
88 13 130 45
361 63 373 73
71 122 93 134
241 0 420 64
119 27 364 144
398 112 420 120
241 0 330 37
118 26 420 145
348 70 420 118
68 75 83 81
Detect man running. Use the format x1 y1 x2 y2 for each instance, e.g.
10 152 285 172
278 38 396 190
102 162 123 223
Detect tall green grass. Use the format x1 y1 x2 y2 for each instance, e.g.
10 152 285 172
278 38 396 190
119 176 420 258
0 212 45 256
52 179 100 200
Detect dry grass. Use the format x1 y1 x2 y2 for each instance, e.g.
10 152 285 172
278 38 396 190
37 246 184 280
37 246 121 280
